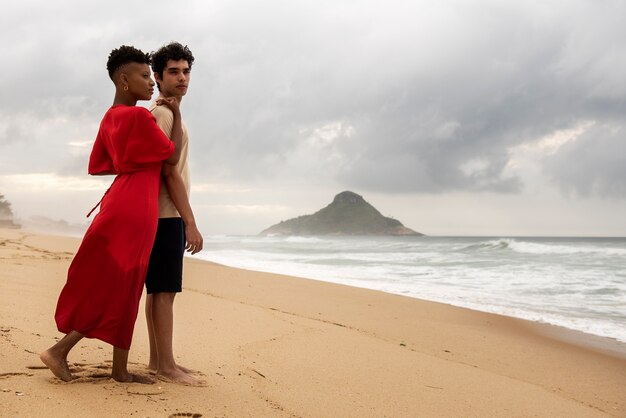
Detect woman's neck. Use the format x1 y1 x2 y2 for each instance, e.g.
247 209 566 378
112 92 137 107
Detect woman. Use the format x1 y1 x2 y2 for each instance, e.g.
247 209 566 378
40 45 182 383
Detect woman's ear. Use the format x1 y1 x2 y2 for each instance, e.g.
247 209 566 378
118 72 130 91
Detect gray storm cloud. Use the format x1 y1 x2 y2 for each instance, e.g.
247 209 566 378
1 0 625 199
190 0 626 197
543 124 626 198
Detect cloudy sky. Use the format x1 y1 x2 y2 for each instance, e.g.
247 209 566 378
1 0 624 236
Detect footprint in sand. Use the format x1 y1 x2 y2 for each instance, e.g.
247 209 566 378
38 362 154 384
126 386 164 396
0 372 34 379
0 237 74 260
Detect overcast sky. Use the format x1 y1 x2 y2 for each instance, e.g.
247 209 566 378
1 0 625 236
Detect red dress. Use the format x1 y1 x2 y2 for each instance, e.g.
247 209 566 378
55 105 174 350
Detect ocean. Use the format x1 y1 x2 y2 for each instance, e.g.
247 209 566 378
197 235 626 343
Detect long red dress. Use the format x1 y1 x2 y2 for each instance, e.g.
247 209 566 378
55 105 174 350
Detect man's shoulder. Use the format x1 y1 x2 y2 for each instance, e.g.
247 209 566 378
149 102 174 121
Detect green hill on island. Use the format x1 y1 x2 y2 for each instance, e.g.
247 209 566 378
260 191 422 236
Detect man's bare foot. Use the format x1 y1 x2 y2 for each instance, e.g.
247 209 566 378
176 364 201 375
40 350 74 382
157 367 206 386
147 362 200 375
112 371 156 384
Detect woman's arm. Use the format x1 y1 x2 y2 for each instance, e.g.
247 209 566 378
157 98 183 166
162 163 203 254
90 171 117 176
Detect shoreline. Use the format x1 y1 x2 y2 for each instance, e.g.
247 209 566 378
2 227 625 417
199 256 626 360
199 235 626 349
9 227 626 353
19 226 626 351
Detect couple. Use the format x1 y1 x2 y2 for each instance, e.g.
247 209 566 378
40 42 202 385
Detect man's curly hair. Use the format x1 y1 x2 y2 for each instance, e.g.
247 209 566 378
150 42 195 82
106 45 151 80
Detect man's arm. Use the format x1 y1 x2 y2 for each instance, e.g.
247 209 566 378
162 163 203 254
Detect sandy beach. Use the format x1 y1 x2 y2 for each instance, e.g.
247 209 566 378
0 227 625 417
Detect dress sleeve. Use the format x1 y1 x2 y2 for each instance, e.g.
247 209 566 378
122 108 175 164
88 130 115 175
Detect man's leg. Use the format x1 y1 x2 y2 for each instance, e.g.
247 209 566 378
147 292 193 373
152 291 201 384
40 331 84 381
145 293 159 371
145 218 169 372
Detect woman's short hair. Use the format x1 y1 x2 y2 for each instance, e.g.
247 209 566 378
106 45 151 80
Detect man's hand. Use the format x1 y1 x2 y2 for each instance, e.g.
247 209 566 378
185 223 203 255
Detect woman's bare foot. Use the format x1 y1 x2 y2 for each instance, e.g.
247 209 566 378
40 350 74 382
157 367 206 386
111 371 156 384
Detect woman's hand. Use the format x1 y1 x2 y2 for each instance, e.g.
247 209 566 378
156 97 180 116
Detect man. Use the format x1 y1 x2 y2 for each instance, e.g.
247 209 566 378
145 42 203 385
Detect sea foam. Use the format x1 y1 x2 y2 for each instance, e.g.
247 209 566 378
198 235 626 343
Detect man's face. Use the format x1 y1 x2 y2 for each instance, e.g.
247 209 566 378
156 59 191 98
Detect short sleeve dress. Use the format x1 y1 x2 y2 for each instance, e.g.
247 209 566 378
54 105 174 350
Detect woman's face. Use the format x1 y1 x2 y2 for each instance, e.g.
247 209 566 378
123 63 155 101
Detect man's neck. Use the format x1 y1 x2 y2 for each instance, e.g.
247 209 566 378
160 92 183 105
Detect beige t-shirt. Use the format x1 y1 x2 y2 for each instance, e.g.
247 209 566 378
149 97 191 219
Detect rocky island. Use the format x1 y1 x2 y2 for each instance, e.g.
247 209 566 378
260 191 422 236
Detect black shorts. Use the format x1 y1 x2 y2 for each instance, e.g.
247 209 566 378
146 217 186 294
